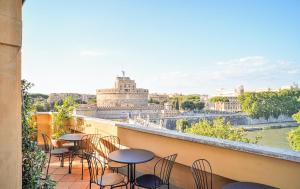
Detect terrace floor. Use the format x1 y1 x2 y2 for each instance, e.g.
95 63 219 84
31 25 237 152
49 156 126 189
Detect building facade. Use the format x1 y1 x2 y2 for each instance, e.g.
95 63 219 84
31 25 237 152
96 73 148 108
208 85 244 112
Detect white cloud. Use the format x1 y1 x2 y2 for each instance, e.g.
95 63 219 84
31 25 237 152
146 56 300 94
212 56 300 81
79 50 107 57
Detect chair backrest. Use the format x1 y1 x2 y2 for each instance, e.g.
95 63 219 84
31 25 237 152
41 133 51 153
191 159 212 189
99 136 120 162
154 153 177 187
85 152 105 186
80 135 96 154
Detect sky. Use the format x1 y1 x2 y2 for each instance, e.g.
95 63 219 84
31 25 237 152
22 0 300 95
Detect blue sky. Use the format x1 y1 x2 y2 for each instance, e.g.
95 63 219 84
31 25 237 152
22 0 300 95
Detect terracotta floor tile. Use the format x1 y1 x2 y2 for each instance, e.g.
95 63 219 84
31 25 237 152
60 174 81 182
52 167 70 175
54 181 73 189
50 174 65 182
70 181 89 189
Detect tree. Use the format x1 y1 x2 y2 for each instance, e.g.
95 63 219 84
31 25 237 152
181 100 195 111
292 110 300 124
176 119 190 132
186 118 260 143
22 80 55 188
148 98 160 104
194 101 205 110
288 127 300 151
209 96 229 103
238 89 300 119
288 105 300 151
52 97 78 139
175 99 180 110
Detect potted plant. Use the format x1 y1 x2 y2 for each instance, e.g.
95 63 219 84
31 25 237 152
51 97 77 147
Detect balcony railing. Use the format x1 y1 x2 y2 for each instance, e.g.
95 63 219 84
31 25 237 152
35 112 300 189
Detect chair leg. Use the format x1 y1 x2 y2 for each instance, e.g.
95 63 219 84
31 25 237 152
81 157 83 180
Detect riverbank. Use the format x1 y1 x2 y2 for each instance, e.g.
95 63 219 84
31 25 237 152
237 121 298 131
247 127 295 150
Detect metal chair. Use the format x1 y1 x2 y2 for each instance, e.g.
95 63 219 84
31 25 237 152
85 152 128 189
78 134 102 179
191 159 212 189
135 153 177 189
99 136 127 171
41 133 69 167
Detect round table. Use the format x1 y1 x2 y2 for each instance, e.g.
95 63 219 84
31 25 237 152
60 133 86 173
223 182 277 189
109 149 154 189
60 133 86 141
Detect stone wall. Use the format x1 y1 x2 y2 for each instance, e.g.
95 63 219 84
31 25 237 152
97 92 148 107
163 114 295 130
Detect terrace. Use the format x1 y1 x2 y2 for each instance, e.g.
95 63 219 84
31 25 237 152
1 1 300 189
35 113 300 189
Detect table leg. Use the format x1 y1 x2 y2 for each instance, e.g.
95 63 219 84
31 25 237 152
128 164 136 189
68 141 77 174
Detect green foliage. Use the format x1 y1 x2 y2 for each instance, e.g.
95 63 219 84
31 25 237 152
176 119 191 132
148 98 160 104
22 80 55 189
288 107 300 151
181 100 195 111
209 96 229 103
288 126 300 151
34 101 51 112
170 95 205 111
52 97 78 139
238 89 300 119
87 97 97 104
175 99 180 110
29 93 49 99
292 110 300 124
186 118 260 143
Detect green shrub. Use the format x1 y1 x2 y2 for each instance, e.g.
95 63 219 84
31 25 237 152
186 118 260 143
288 126 300 151
176 119 190 132
52 97 77 139
22 80 55 188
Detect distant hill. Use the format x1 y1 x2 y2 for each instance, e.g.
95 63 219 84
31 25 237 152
47 93 96 105
29 92 96 112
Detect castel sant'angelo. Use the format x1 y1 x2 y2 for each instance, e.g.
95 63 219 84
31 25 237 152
76 72 166 120
96 71 149 108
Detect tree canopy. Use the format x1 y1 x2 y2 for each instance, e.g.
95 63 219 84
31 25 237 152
170 95 205 111
185 118 260 143
209 96 229 103
238 89 300 119
176 119 190 132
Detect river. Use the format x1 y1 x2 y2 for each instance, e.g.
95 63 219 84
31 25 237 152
247 127 295 150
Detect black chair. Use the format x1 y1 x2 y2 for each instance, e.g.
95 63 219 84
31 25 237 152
99 136 127 171
78 134 102 179
41 133 69 167
85 152 128 189
135 153 177 189
191 159 212 189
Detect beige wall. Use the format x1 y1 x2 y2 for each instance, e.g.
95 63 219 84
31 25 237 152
36 114 300 189
0 0 22 188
